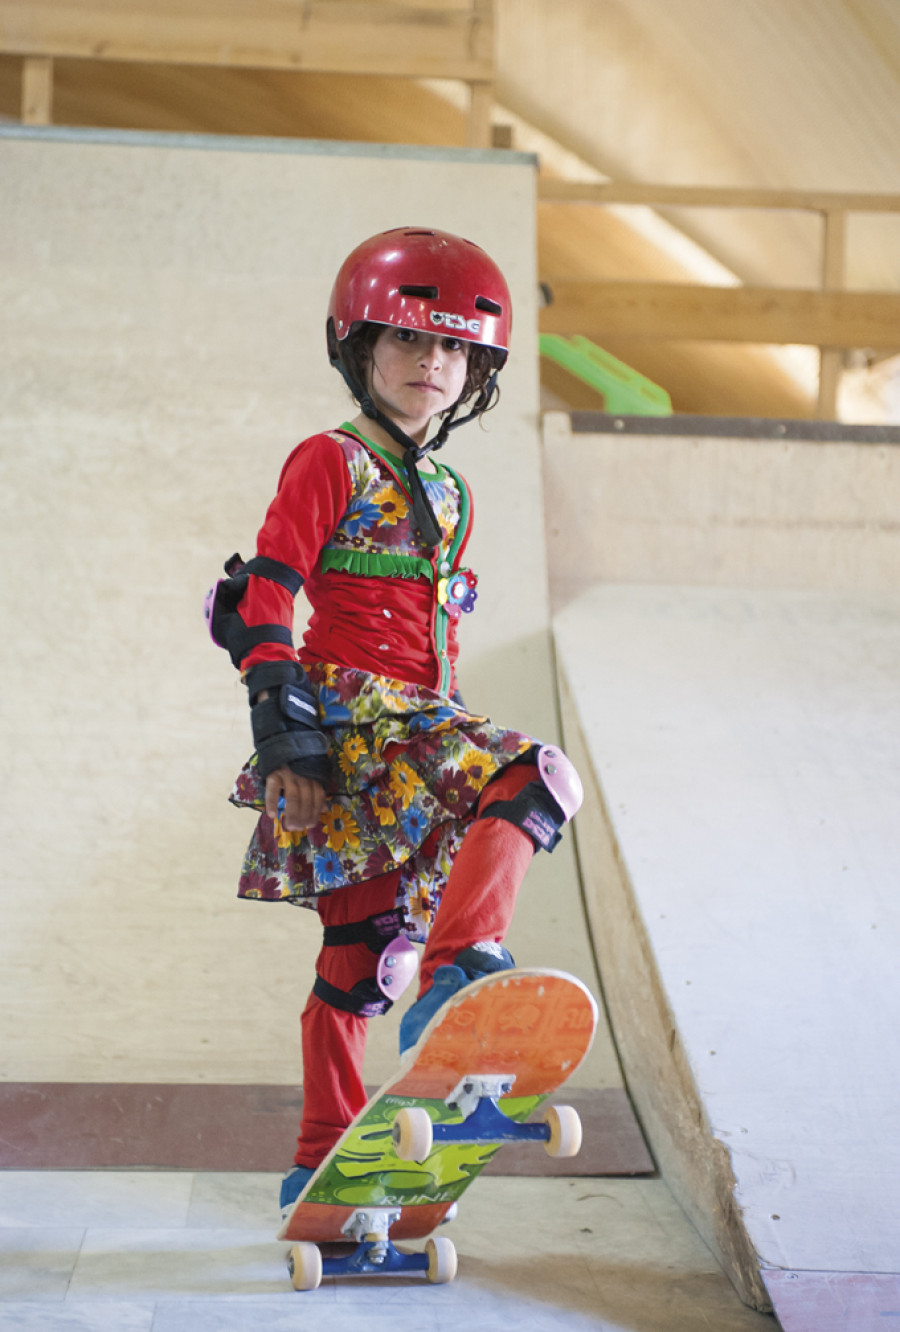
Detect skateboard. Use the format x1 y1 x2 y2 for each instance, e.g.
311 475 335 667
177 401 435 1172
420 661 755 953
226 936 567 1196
279 967 598 1289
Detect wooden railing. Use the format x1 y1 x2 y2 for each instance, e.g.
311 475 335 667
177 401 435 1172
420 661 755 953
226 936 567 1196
1 0 496 147
7 2 898 419
538 179 900 419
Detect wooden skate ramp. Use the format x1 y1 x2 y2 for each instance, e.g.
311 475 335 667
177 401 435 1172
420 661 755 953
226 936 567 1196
555 581 900 1316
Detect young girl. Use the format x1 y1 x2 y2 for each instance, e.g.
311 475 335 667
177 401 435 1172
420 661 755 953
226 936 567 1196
207 226 583 1216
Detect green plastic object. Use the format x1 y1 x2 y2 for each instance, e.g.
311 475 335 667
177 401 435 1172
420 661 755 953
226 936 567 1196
539 333 672 415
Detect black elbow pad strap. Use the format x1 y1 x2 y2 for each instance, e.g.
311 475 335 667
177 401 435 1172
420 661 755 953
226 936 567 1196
242 556 304 597
232 623 294 667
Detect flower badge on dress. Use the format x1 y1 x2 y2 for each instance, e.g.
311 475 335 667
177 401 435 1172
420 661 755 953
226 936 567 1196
437 568 478 619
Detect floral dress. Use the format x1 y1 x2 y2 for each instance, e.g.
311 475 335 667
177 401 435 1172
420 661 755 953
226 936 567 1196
229 426 535 941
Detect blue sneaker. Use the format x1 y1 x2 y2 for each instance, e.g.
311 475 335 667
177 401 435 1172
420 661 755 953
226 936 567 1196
280 1164 315 1221
399 942 515 1055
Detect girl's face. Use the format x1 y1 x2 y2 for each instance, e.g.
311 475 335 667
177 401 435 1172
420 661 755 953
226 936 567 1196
365 325 470 442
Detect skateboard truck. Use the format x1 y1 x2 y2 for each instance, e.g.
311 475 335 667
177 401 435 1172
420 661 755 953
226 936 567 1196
445 1073 515 1118
287 1208 457 1289
339 1207 426 1276
392 1073 583 1160
341 1207 401 1250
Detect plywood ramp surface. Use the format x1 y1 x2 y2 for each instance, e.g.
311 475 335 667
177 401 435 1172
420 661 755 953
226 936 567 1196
555 583 900 1312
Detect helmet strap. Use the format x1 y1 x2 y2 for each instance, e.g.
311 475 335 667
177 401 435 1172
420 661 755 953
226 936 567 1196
361 397 444 550
334 352 498 552
334 355 443 549
424 369 499 454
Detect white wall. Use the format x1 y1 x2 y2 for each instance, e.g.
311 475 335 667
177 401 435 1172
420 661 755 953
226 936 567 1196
544 411 900 609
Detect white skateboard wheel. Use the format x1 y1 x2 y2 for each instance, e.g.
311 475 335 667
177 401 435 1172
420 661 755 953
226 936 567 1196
541 1104 583 1157
425 1236 458 1284
288 1242 323 1291
392 1106 434 1161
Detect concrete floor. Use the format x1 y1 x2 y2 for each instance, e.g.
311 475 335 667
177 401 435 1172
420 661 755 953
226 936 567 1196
0 1170 777 1331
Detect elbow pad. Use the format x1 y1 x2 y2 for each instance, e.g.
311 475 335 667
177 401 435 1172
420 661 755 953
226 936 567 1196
204 553 302 669
245 661 331 784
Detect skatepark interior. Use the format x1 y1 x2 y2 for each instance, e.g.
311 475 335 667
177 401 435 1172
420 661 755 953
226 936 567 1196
2 21 900 1329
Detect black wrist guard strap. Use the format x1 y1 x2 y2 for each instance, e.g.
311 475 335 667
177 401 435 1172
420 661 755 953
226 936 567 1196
247 661 331 783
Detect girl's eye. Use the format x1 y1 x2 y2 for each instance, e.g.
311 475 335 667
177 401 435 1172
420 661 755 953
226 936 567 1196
396 328 416 342
443 338 464 352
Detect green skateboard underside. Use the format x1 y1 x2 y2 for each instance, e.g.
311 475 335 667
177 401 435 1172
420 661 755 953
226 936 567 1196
304 1090 545 1209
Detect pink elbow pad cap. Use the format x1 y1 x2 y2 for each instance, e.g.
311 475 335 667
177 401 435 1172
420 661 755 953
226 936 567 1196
377 935 419 1000
537 744 584 822
202 582 219 641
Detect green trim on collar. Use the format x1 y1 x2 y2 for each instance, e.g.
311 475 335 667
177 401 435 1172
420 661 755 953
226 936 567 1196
339 421 444 479
320 548 434 581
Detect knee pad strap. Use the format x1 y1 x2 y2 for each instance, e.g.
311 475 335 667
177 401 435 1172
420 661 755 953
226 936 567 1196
313 974 392 1019
481 745 583 853
319 908 419 1002
321 908 406 953
485 785 565 852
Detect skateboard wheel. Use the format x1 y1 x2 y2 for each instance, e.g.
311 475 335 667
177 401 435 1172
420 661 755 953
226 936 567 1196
425 1236 458 1284
287 1242 323 1291
541 1104 583 1158
392 1106 434 1161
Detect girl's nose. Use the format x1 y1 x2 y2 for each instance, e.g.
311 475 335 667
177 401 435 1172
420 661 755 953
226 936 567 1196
418 336 442 368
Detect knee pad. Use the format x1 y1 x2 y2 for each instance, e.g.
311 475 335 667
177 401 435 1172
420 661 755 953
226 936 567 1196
482 744 584 853
536 745 583 821
314 909 419 1017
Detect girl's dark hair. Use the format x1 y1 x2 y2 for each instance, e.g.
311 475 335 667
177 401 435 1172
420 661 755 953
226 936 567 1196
342 322 500 419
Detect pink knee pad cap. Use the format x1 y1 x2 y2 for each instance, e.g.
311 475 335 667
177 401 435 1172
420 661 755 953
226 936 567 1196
377 935 419 1001
537 744 584 822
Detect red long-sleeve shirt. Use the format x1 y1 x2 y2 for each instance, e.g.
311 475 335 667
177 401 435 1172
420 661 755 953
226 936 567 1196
237 428 472 695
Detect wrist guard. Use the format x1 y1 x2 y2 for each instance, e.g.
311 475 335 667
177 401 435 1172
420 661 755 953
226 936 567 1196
245 661 331 783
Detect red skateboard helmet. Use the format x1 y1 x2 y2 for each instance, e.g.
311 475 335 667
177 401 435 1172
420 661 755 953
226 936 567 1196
327 227 511 369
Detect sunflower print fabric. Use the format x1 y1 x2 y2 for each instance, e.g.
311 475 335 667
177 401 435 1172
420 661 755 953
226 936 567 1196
230 662 534 941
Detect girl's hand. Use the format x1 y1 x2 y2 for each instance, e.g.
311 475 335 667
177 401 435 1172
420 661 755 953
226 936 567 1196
265 766 327 832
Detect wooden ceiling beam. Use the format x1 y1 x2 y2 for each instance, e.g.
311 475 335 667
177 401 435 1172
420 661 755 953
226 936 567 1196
539 178 900 216
0 0 493 81
541 281 900 350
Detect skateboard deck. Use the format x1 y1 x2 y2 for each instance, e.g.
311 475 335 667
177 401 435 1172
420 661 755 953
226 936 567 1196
279 968 598 1282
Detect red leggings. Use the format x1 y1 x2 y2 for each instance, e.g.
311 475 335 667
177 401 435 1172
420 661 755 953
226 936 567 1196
293 761 538 1167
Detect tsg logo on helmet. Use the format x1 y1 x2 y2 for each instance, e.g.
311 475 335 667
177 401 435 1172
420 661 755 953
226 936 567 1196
430 311 482 335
